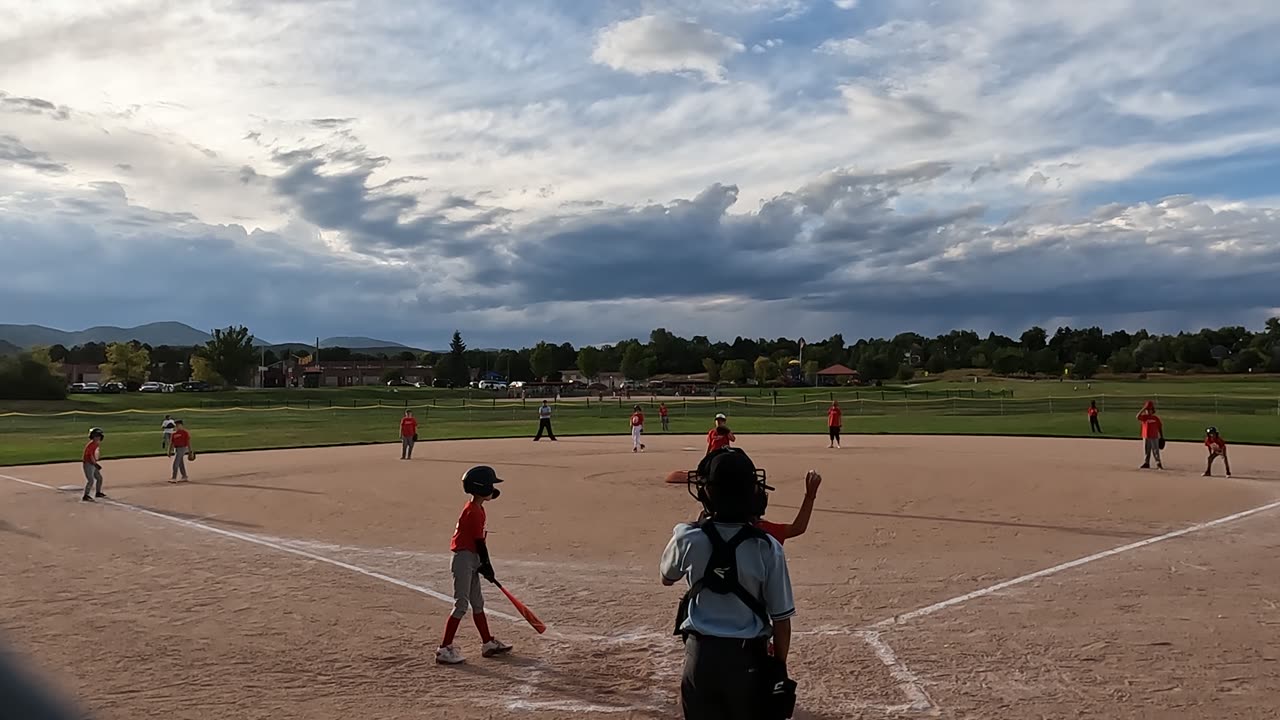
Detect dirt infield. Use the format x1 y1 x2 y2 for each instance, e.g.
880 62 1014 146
3 435 1280 719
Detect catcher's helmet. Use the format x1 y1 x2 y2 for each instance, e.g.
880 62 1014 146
686 448 771 521
88 427 105 440
461 465 503 498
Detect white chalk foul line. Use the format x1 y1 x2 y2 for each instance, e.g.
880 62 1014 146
856 631 933 714
0 473 523 625
873 496 1280 629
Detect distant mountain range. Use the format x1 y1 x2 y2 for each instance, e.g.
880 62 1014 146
0 323 420 352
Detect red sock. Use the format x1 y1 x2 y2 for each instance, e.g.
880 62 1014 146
441 615 462 647
473 613 493 643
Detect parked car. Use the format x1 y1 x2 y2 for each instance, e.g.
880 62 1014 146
139 381 163 393
68 383 87 393
387 379 411 387
100 382 124 394
478 380 509 391
181 380 212 392
82 382 101 393
509 381 526 389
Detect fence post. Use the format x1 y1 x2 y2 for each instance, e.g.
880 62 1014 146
1049 397 1053 414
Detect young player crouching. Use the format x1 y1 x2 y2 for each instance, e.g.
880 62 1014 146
1203 427 1232 478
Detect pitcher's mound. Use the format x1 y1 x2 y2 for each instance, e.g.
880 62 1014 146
664 470 687 484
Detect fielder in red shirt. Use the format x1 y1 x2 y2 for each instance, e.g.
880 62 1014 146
659 402 670 432
827 400 843 449
706 413 735 454
630 405 646 453
437 466 512 665
1203 426 1231 477
1137 401 1164 470
400 410 419 460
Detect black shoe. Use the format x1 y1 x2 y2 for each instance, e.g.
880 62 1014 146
95 492 107 498
1139 464 1150 469
82 494 93 502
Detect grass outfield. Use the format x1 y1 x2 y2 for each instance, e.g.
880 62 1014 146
2 401 1277 466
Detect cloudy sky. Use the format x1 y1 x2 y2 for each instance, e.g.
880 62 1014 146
3 0 1279 348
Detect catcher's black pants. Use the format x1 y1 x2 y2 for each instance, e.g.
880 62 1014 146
534 419 556 440
680 634 769 720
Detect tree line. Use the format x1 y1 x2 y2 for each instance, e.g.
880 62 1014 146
4 318 1279 400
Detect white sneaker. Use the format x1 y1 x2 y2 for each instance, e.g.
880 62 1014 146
481 639 513 658
435 645 465 665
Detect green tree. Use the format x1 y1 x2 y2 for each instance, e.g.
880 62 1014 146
530 342 555 380
576 346 602 382
1072 352 1100 379
925 351 947 374
382 368 405 383
753 356 778 383
190 355 226 386
702 357 721 384
803 360 819 382
197 326 257 386
621 344 651 381
721 359 748 384
439 330 470 387
1226 348 1265 373
991 348 1025 376
0 352 68 400
100 342 151 385
1020 326 1048 352
1030 348 1062 376
1108 349 1138 374
856 354 896 382
896 364 916 382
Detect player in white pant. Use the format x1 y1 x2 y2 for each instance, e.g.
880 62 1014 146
630 405 646 453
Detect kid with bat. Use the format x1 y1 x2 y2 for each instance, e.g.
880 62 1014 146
436 466 514 665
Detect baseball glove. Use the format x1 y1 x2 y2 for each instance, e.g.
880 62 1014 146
1158 437 1167 450
412 433 419 442
187 450 197 462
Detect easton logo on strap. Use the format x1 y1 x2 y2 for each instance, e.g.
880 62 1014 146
673 519 771 637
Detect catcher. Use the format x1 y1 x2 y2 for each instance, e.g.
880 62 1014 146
168 420 195 483
662 447 797 720
1203 427 1232 478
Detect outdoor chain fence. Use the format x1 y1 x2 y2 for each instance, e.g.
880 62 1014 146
5 393 1280 423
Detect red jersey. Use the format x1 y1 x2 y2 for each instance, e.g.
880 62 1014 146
707 428 734 454
1205 436 1227 454
659 406 668 417
756 520 788 545
828 406 842 427
631 411 644 427
1088 406 1099 417
450 501 487 553
401 417 418 437
171 429 191 448
82 440 100 465
1139 414 1162 439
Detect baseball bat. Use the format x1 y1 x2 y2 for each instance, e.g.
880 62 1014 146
493 580 547 634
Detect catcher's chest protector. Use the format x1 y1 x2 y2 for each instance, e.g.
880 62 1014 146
673 520 771 636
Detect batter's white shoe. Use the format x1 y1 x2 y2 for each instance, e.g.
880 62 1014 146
482 639 513 658
435 645 464 665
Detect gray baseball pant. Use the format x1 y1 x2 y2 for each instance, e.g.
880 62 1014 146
172 446 189 479
401 436 416 459
82 463 102 496
1143 438 1162 466
450 549 485 619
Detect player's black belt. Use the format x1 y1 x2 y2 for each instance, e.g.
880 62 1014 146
685 633 769 652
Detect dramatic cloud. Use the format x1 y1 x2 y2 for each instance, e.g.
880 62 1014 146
2 0 1279 347
592 15 745 82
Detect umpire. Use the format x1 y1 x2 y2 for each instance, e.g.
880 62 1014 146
661 448 798 719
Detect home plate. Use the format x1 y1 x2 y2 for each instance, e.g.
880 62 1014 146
682 447 700 452
57 485 83 492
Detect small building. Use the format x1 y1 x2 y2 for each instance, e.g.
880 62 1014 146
295 360 434 388
815 363 860 387
61 363 103 385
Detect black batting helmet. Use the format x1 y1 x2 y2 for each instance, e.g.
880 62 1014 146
1206 426 1219 435
461 465 503 498
88 427 104 440
686 448 772 522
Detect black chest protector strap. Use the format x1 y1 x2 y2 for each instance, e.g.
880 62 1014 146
673 520 771 637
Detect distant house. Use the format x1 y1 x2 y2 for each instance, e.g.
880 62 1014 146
61 363 103 385
815 363 860 387
560 370 625 388
296 360 434 388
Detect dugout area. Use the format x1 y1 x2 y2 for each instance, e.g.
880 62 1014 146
3 435 1280 719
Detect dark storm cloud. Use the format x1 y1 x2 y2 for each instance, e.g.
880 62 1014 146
270 145 505 256
0 135 68 174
